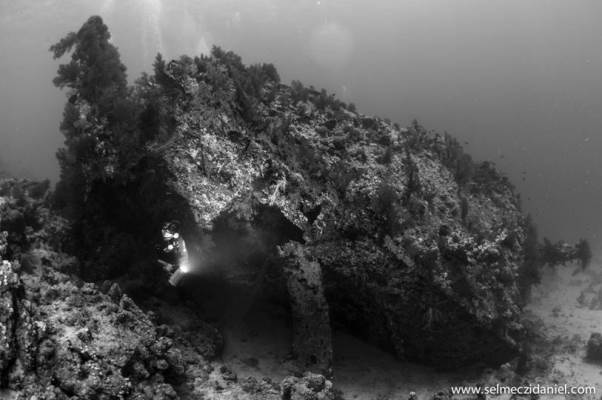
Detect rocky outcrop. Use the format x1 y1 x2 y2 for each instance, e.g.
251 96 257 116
119 53 533 369
48 36 589 372
281 373 335 400
0 260 22 388
586 333 602 361
0 179 335 399
280 242 332 373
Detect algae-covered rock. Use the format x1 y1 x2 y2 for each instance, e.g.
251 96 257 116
0 260 21 385
46 17 589 373
586 333 602 361
281 373 335 400
1 178 332 399
118 51 532 368
280 242 332 373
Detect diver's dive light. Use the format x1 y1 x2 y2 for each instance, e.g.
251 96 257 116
168 238 190 286
168 269 184 286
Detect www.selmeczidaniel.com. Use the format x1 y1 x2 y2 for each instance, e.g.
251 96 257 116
450 384 596 396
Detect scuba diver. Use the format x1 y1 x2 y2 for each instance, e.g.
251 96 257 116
159 222 191 286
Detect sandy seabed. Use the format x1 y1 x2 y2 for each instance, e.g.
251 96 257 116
219 258 602 400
